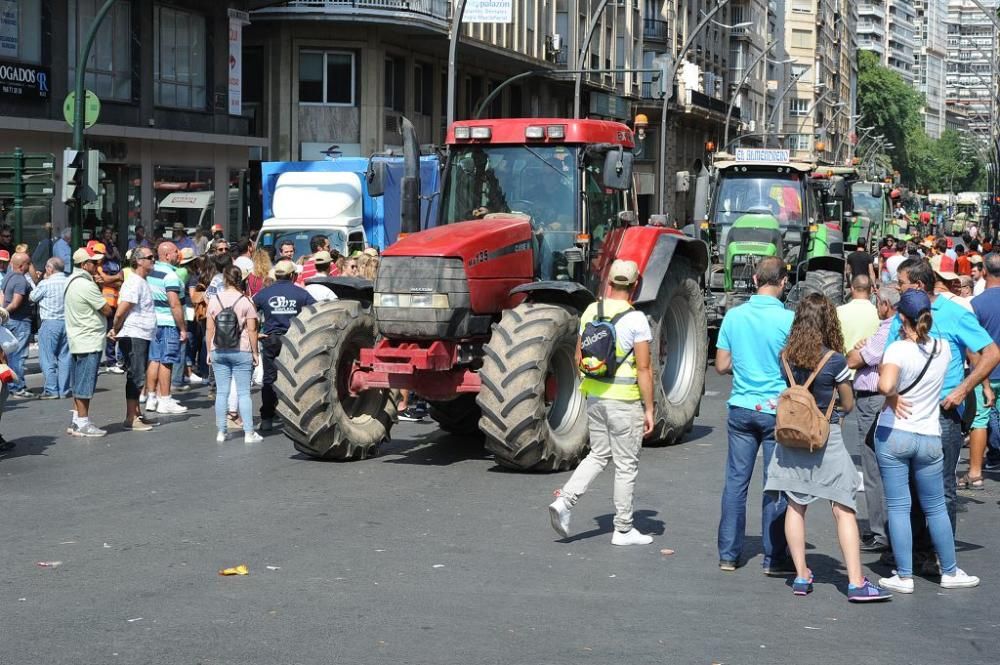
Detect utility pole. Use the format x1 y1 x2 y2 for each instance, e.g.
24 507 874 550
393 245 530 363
446 0 469 128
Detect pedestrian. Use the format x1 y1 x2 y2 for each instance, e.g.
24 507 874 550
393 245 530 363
129 225 149 251
930 237 954 273
89 240 125 374
933 270 972 312
879 237 896 284
172 223 196 253
64 247 114 437
171 247 198 392
53 227 73 275
763 293 890 602
252 259 316 431
955 244 971 276
845 239 877 284
207 265 262 444
970 255 985 296
548 259 655 546
303 251 337 302
885 242 907 283
714 256 793 573
110 247 158 432
342 255 360 277
893 259 998 540
0 224 14 256
966 252 1000 490
837 275 879 354
277 240 295 263
233 239 255 276
211 223 225 244
193 228 208 256
0 305 13 452
145 242 189 415
845 285 899 553
296 235 330 286
246 247 273 297
2 252 34 398
875 289 981 593
360 253 380 281
185 255 209 383
29 257 71 399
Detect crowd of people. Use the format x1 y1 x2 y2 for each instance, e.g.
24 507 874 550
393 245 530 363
0 222 380 447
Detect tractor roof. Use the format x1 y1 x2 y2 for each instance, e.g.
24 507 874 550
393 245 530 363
712 149 814 173
448 118 634 148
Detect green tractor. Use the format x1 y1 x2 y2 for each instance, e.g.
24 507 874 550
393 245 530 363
850 180 895 249
701 149 845 324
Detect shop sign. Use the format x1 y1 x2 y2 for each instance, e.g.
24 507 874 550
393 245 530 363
228 9 250 116
463 0 512 23
0 1 18 59
0 60 49 100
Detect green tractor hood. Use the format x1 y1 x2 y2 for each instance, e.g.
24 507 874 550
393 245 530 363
724 212 781 291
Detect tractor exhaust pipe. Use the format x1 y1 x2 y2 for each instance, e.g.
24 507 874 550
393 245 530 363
400 116 420 235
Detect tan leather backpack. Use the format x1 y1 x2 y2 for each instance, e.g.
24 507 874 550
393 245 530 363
775 350 836 452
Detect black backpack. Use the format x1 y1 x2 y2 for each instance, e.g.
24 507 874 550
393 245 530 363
579 299 633 379
214 294 245 350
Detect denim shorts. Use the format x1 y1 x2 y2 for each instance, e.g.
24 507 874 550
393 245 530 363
149 325 181 365
71 351 102 399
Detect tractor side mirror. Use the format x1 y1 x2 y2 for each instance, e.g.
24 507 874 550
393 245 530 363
871 183 882 198
617 210 637 226
602 149 633 190
366 161 387 197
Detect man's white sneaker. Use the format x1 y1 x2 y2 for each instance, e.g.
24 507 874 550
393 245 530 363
244 431 264 444
548 497 571 538
156 399 188 414
69 423 107 438
188 373 204 384
878 575 914 594
145 395 158 412
216 431 227 443
941 568 980 589
611 528 653 546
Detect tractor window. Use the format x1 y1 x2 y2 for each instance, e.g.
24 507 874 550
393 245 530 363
582 151 622 256
850 185 885 224
712 172 805 229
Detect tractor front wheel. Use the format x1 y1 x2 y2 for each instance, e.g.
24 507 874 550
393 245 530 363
477 303 589 471
274 301 396 460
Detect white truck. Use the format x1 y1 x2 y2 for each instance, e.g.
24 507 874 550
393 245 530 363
258 171 368 259
953 192 983 235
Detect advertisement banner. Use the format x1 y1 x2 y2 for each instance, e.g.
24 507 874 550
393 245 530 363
463 0 512 23
0 60 48 100
227 10 249 116
0 0 18 59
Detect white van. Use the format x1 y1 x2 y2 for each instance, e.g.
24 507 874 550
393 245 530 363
157 191 215 231
258 171 368 259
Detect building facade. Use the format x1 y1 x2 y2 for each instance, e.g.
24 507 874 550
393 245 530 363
858 0 917 84
914 0 947 138
945 0 999 137
0 0 264 247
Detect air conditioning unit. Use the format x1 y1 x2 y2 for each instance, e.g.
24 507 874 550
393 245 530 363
748 120 756 132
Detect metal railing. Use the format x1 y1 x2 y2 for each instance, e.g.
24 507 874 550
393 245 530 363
259 0 450 20
643 18 668 41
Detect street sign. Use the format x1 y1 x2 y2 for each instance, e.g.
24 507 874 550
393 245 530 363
0 152 54 171
63 90 101 128
0 179 54 197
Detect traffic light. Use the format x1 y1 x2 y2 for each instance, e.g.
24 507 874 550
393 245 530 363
61 148 98 204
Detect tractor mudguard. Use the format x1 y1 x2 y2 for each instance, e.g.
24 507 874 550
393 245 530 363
509 280 595 313
303 275 374 303
632 233 709 305
801 255 846 276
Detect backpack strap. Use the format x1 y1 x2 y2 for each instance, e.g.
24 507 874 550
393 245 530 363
596 298 605 321
801 350 835 390
780 352 798 387
824 392 837 420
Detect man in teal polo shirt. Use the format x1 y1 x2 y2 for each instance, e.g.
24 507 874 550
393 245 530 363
715 256 794 573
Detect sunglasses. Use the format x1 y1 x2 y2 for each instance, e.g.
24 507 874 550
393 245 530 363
136 254 154 261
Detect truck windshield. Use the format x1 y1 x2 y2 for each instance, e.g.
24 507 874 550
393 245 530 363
712 171 805 227
442 145 578 227
851 185 884 223
259 229 349 260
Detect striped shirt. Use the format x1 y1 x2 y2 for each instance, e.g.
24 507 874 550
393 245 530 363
28 272 68 320
148 261 182 328
854 316 892 393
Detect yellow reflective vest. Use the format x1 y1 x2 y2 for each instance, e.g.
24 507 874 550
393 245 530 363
579 298 641 401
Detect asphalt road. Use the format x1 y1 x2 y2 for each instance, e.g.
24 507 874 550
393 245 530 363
2 369 998 665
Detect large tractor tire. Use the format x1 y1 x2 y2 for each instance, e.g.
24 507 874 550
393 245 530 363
477 302 589 472
785 269 845 311
274 300 396 460
429 395 482 436
646 258 709 445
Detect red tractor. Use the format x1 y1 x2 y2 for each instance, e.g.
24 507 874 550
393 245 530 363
274 117 709 471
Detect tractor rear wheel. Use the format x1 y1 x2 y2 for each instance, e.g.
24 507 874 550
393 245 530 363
274 301 395 460
429 395 482 436
477 302 589 471
646 258 709 445
785 269 845 311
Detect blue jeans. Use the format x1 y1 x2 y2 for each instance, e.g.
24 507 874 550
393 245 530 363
211 351 254 435
987 401 1000 463
718 406 788 566
875 426 958 577
4 318 31 392
37 319 71 397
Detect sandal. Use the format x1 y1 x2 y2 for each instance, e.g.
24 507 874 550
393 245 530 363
958 474 985 490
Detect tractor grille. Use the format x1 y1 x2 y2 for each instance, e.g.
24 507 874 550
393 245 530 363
375 256 484 339
730 255 756 292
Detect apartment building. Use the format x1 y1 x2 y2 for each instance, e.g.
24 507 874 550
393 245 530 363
858 1 917 83
248 0 643 161
946 0 999 137
0 1 264 245
914 0 948 138
727 0 771 141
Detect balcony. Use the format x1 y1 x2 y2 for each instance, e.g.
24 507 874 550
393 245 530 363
253 0 451 29
643 18 668 43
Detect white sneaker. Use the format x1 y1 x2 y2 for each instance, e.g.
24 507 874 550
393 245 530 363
216 431 227 443
139 393 147 404
244 431 264 444
548 497 571 538
145 395 158 412
878 575 914 594
611 528 653 546
941 568 980 589
156 398 188 414
188 373 204 384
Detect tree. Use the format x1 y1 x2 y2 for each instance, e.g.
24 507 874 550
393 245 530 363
856 51 924 183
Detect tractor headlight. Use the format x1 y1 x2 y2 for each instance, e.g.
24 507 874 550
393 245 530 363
375 293 399 308
376 293 450 308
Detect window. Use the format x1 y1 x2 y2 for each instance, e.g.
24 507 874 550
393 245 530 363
384 56 404 112
299 51 355 105
414 63 433 115
154 6 207 109
789 98 809 117
69 0 132 101
786 134 810 151
791 29 813 49
0 0 41 63
791 64 809 80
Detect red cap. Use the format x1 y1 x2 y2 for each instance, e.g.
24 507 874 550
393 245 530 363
947 238 954 248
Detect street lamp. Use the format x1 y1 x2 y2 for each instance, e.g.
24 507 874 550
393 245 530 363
722 41 781 149
655 0 733 214
763 65 812 147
